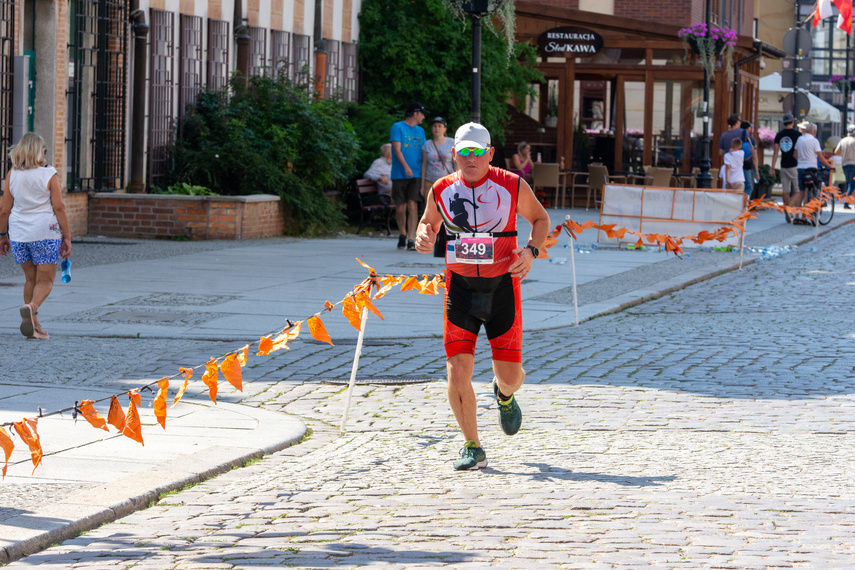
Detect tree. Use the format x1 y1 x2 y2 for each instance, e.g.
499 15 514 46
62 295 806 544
358 0 542 144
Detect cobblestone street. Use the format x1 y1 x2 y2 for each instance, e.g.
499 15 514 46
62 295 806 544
5 224 855 568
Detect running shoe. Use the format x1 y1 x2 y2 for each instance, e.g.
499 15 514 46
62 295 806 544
407 240 416 251
397 235 406 249
493 376 522 435
453 440 487 470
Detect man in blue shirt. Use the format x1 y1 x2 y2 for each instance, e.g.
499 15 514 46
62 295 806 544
391 102 427 250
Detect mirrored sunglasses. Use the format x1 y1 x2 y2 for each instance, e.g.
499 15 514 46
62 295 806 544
457 147 488 157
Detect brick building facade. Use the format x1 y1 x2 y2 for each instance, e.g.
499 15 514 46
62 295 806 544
1 0 360 239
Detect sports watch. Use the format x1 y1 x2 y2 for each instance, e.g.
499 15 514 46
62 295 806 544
525 244 539 259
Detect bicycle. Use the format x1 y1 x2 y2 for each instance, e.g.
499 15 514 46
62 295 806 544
802 166 834 226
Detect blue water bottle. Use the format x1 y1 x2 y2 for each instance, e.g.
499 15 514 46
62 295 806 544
61 259 71 283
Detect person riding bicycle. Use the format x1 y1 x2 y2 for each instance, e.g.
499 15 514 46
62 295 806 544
794 123 835 225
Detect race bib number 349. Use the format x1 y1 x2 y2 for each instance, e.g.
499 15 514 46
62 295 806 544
454 233 494 264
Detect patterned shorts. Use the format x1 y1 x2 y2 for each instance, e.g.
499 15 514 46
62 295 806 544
11 239 61 265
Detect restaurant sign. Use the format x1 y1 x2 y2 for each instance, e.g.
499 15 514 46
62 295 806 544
538 26 604 56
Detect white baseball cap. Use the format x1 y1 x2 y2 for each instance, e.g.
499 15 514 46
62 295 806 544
454 122 491 153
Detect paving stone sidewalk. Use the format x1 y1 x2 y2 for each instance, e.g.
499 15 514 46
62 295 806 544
4 224 855 568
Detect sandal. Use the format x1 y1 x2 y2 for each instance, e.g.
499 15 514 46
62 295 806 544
32 324 49 340
19 304 35 339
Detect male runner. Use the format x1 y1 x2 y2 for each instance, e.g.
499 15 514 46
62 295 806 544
414 123 550 470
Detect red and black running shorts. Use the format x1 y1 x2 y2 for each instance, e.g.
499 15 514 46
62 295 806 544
443 270 522 362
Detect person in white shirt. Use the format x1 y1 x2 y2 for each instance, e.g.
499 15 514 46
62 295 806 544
0 132 72 339
794 122 835 224
723 137 745 191
363 143 393 197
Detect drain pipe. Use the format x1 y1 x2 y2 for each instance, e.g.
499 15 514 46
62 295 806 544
128 4 148 193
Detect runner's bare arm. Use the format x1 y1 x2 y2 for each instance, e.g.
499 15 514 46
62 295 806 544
510 178 550 279
415 188 443 254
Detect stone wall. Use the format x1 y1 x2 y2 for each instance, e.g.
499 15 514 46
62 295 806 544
87 194 287 240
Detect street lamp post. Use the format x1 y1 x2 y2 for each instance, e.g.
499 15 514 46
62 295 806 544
696 0 714 189
460 0 505 124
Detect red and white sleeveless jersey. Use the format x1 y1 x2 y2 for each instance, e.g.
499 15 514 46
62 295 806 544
432 166 520 278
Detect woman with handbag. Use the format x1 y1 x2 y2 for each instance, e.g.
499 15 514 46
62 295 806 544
421 117 456 256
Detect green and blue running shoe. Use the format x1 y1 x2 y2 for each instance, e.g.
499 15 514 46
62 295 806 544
493 376 522 435
453 440 487 470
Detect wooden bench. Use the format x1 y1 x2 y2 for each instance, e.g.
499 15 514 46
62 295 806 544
355 178 394 235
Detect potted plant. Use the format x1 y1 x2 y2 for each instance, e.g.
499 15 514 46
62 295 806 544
678 23 738 78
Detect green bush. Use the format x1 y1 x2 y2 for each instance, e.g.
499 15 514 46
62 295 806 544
168 75 359 235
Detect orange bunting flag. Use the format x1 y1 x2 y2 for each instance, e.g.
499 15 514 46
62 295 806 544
172 367 193 408
324 300 335 312
78 400 109 431
154 377 169 429
122 399 144 445
420 274 441 295
308 315 333 345
202 358 219 404
356 290 384 320
220 353 243 392
236 344 250 366
128 389 141 407
342 295 363 330
355 258 377 276
541 234 558 257
107 395 126 431
13 418 42 474
257 335 275 356
401 275 421 292
0 426 13 479
375 275 405 299
258 322 301 356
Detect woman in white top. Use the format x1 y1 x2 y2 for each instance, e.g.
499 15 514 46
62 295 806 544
420 117 455 197
0 132 72 339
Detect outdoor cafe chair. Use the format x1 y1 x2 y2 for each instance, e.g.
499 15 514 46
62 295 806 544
532 162 564 209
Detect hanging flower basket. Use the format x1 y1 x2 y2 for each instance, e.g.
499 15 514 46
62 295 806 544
829 75 855 93
678 23 738 79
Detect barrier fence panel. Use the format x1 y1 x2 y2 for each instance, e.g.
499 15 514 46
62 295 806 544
598 185 745 248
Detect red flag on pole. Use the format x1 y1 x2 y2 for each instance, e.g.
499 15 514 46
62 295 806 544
833 0 853 33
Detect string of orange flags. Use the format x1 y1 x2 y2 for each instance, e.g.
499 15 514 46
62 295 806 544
0 259 444 479
2 187 852 478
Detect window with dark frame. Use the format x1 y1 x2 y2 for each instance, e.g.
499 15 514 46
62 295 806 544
207 19 229 91
66 0 127 193
342 42 358 103
291 33 311 86
325 39 341 98
179 14 202 122
271 30 291 80
148 8 174 190
249 26 267 77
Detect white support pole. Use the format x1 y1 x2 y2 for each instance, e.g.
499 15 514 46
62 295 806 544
340 306 370 434
562 221 579 327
